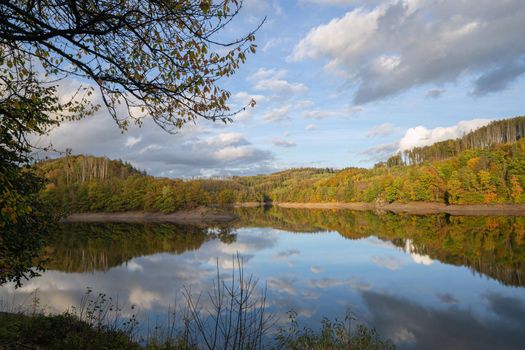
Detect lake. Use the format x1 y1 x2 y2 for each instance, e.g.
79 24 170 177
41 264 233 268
1 207 525 349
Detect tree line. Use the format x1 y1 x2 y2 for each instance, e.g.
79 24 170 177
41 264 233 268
36 117 525 214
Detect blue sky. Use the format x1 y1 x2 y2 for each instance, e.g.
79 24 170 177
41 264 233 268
41 0 525 177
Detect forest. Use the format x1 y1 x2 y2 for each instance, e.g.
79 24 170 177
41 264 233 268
35 116 525 214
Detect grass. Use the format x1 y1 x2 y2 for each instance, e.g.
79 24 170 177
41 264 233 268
0 311 395 350
0 312 139 350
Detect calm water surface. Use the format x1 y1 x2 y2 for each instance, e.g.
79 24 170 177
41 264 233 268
1 207 525 349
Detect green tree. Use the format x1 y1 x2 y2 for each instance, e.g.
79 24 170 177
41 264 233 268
0 55 88 285
1 0 260 286
0 0 260 130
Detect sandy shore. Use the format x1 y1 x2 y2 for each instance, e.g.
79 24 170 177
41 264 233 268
237 202 525 216
63 207 238 224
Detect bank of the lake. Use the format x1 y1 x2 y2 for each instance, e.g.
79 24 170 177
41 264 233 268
63 202 525 223
267 202 525 216
62 206 238 224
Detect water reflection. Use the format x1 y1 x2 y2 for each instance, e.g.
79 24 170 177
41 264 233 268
1 208 524 349
235 207 525 287
44 223 237 272
362 290 525 350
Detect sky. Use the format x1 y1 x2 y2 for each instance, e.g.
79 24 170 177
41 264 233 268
36 0 525 177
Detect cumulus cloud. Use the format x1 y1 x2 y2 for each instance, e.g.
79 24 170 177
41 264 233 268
398 118 492 151
255 78 308 94
291 0 525 103
263 106 291 123
272 137 297 148
366 123 398 137
34 110 274 177
250 68 287 81
252 68 308 95
204 132 250 148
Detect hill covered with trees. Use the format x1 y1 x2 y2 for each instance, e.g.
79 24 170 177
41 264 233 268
36 116 525 214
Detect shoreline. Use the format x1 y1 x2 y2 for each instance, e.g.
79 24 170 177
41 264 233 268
236 201 525 216
62 207 238 224
62 202 525 223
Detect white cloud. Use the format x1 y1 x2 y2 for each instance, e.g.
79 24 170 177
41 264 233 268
305 124 318 131
291 0 525 103
252 68 308 95
255 78 308 94
249 68 287 81
272 137 297 148
231 91 266 105
398 118 492 151
360 118 494 163
366 123 398 138
303 106 362 119
125 136 142 147
213 146 263 161
263 106 291 123
205 132 250 148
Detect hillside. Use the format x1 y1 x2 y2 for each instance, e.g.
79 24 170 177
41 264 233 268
36 116 525 214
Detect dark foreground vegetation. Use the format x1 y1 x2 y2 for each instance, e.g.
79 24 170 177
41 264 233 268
0 311 394 350
36 117 525 215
